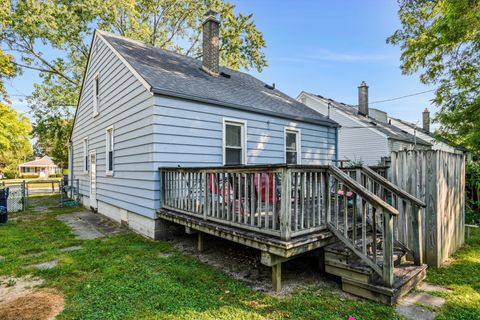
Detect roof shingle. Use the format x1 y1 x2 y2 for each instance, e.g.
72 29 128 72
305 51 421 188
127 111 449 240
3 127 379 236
98 30 338 127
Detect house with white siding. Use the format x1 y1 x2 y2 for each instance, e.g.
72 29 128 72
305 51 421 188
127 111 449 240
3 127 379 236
297 84 432 166
388 108 465 155
68 11 339 239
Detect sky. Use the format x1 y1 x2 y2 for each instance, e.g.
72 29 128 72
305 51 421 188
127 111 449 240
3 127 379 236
6 0 435 126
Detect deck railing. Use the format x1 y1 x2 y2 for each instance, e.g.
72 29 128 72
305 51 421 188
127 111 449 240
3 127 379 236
159 164 420 287
342 165 426 266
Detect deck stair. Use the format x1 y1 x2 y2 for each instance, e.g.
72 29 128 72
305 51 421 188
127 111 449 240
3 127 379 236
324 239 426 304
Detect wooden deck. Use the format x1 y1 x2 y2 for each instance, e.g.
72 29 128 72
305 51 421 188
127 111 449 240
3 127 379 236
158 164 426 300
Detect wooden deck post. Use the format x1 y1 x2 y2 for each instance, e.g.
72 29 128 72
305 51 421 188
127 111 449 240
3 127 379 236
197 232 204 252
280 167 292 241
272 263 282 292
383 210 394 287
411 203 423 265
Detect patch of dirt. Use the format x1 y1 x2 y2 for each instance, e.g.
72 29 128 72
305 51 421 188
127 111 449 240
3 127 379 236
0 276 64 320
169 233 342 296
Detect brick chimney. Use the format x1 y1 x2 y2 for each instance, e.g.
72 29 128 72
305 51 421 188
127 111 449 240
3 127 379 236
358 81 369 116
202 9 220 76
423 108 430 132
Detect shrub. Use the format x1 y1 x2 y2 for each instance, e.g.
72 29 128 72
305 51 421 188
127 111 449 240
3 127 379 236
20 174 39 179
49 173 63 178
466 161 480 224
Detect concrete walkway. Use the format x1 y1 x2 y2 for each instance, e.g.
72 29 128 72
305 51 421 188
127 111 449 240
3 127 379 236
57 211 126 240
396 282 449 320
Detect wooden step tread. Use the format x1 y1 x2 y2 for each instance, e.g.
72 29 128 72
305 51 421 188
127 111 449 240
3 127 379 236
342 262 427 305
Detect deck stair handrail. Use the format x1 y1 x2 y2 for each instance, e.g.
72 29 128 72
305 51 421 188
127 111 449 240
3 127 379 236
159 164 415 287
341 164 425 266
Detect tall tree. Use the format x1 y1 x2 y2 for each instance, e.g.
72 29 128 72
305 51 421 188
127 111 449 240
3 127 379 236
388 0 480 158
0 103 32 178
1 0 267 166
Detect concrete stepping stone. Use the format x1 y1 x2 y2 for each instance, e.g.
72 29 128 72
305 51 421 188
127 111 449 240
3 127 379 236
59 246 82 252
403 291 446 308
418 282 452 293
396 290 446 320
23 259 58 270
396 302 436 320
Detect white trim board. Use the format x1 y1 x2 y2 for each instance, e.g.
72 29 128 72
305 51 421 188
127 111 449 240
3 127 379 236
222 117 248 166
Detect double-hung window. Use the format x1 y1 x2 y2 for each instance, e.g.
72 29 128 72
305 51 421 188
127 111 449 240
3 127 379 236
224 120 246 165
285 128 300 164
83 138 89 173
106 127 114 175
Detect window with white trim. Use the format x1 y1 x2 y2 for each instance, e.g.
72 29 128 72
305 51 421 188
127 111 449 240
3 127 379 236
224 120 245 165
93 74 99 116
106 127 114 175
285 129 300 164
83 138 88 173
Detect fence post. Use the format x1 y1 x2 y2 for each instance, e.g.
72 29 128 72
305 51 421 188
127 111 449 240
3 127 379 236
382 209 394 287
411 203 423 265
23 180 28 210
280 167 292 241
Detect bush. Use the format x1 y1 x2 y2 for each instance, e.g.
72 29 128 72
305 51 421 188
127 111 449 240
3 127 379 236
466 161 480 224
20 174 39 179
49 173 63 178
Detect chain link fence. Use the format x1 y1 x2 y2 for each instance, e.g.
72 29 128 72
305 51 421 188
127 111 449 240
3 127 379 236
0 182 26 212
0 178 80 211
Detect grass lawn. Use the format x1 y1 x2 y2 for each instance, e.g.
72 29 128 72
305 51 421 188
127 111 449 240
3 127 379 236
425 228 480 319
0 195 478 319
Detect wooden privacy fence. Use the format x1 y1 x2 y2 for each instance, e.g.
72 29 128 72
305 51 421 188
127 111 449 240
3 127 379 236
390 150 466 267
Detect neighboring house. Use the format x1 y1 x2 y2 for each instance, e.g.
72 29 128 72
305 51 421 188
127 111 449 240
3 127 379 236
297 83 432 166
18 156 61 178
69 11 339 239
388 109 465 155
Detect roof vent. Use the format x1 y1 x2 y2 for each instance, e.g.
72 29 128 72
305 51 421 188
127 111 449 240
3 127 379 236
264 83 275 90
220 71 230 78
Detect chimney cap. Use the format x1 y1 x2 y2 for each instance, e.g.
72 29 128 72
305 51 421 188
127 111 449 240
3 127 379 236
204 9 219 22
359 80 368 88
423 107 429 112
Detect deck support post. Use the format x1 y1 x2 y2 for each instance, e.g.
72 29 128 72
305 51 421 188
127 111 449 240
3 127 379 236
197 232 204 252
272 263 282 292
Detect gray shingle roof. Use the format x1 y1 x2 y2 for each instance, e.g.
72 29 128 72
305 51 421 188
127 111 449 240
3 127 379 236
98 30 338 127
309 93 432 146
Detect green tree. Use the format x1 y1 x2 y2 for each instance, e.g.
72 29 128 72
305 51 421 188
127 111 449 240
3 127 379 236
388 0 480 158
0 103 32 178
1 0 267 167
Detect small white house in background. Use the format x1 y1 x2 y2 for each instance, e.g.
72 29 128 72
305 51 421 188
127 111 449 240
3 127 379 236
297 83 432 166
18 156 61 178
388 108 465 155
68 10 339 239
